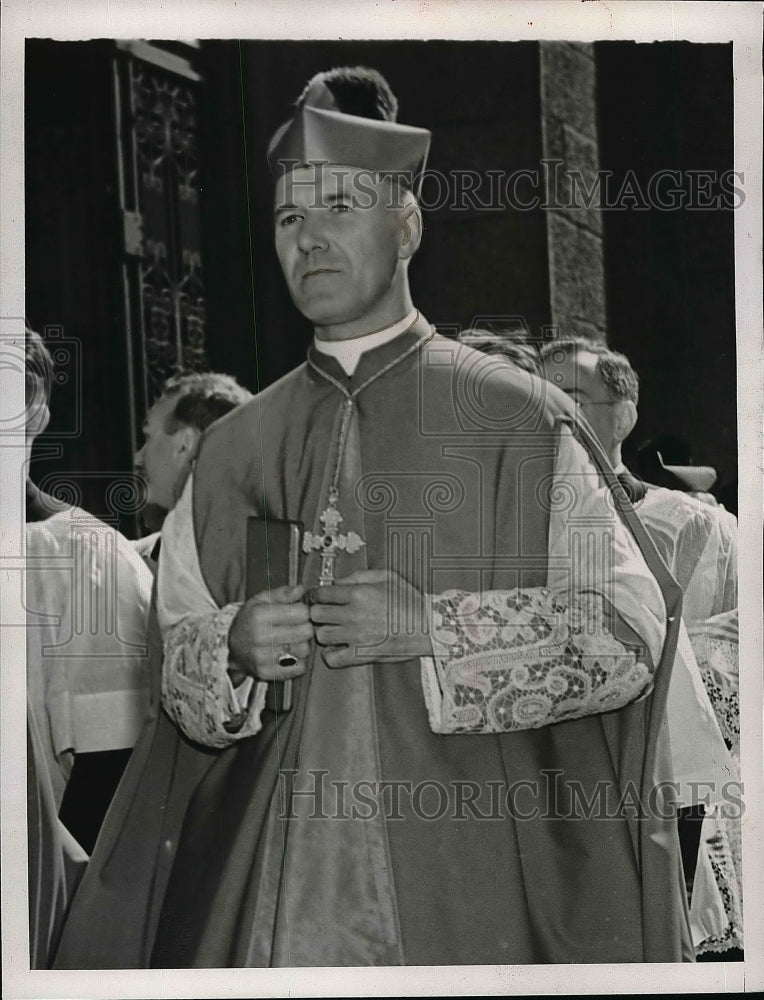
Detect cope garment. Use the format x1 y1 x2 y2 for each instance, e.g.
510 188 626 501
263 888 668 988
55 319 693 967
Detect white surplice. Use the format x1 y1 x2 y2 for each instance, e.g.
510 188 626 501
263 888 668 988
636 486 741 954
26 506 153 809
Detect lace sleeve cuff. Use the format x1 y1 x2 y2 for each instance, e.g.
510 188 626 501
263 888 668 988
161 603 268 748
687 614 739 756
422 588 652 734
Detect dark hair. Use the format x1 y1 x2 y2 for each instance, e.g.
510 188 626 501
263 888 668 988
160 372 252 434
296 66 399 122
25 325 54 402
539 336 639 405
458 328 541 377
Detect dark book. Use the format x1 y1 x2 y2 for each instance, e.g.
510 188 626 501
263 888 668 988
246 517 303 712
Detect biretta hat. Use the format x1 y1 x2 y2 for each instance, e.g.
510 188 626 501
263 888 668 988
656 452 717 492
268 77 431 195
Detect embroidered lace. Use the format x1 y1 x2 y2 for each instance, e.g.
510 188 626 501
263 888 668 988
688 611 742 955
162 603 267 748
425 588 651 734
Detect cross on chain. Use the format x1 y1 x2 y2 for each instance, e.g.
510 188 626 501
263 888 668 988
302 486 365 586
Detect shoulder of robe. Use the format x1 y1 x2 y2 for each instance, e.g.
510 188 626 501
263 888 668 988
714 503 738 536
26 506 152 602
425 333 576 432
25 514 67 557
644 487 728 540
194 364 310 476
26 505 142 551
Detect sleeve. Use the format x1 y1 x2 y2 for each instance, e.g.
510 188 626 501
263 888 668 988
679 504 738 622
701 507 738 618
157 475 269 747
712 509 738 617
421 423 667 734
687 609 739 757
161 603 268 749
685 614 742 956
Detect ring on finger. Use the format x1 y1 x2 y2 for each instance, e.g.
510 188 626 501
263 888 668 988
278 643 297 667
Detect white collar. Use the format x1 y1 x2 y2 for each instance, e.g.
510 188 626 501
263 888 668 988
313 309 418 376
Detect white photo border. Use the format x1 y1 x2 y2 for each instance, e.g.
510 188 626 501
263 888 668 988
2 1 761 996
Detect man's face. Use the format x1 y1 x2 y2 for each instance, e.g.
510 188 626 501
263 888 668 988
274 165 402 336
542 349 619 455
134 394 190 511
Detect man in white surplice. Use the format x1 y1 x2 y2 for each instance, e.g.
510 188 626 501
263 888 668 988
541 336 740 956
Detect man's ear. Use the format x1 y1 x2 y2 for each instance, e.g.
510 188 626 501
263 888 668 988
173 424 202 460
399 203 423 260
613 400 637 445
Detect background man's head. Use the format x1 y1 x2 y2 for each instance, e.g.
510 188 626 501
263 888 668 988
458 328 541 376
135 372 252 511
540 337 639 464
25 326 53 441
271 66 427 339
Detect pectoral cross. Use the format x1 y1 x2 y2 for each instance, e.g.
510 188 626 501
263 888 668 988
303 487 364 586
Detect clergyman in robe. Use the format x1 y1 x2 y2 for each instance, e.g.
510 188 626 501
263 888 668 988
54 66 694 968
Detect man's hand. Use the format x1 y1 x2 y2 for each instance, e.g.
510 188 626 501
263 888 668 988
228 584 313 685
308 570 433 669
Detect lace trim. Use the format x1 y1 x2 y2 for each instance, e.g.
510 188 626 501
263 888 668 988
688 622 739 756
687 611 742 954
425 588 651 734
694 812 744 954
699 663 739 755
161 603 267 748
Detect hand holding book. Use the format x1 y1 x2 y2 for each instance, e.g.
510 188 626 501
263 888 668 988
227 584 312 686
227 518 308 705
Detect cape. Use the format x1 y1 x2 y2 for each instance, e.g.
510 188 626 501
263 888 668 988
55 319 692 967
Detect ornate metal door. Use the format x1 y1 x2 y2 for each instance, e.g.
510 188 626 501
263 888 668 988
113 40 207 458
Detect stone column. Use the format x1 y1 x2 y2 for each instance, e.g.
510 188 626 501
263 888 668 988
539 42 607 342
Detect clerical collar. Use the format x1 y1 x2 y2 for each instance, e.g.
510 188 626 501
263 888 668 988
313 309 418 376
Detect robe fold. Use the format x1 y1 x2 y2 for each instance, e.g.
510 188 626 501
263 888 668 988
55 319 693 968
